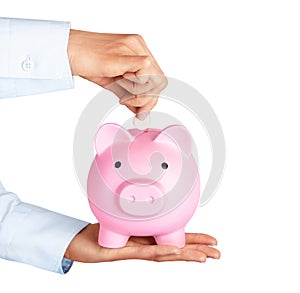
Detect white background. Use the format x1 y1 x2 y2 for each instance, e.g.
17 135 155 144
1 0 300 292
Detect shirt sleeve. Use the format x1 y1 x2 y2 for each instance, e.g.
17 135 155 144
0 17 74 98
0 181 89 274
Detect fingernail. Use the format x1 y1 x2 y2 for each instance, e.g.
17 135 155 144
215 251 221 259
211 240 218 246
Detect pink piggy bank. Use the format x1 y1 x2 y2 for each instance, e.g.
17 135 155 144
87 123 200 248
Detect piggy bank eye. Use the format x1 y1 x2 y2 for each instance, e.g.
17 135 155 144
161 162 168 170
114 161 121 168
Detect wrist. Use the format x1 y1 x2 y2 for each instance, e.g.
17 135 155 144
67 29 81 76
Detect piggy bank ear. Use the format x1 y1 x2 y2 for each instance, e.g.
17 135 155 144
95 123 133 155
155 125 193 156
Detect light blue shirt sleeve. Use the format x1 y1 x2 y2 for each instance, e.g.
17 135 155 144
0 17 89 273
0 17 74 98
0 181 89 274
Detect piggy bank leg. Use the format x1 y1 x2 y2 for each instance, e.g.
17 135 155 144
98 226 129 248
154 228 185 248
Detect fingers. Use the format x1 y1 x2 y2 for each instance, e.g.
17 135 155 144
105 76 166 117
119 94 155 108
123 72 148 84
152 233 220 262
185 233 218 246
106 245 180 262
125 34 164 77
123 95 158 120
134 76 167 115
154 244 220 262
116 78 153 95
125 104 138 114
104 34 167 116
104 82 155 117
135 245 181 260
116 74 167 96
105 242 220 263
155 248 207 262
136 97 158 120
104 82 133 101
106 55 149 77
184 244 221 259
119 75 167 117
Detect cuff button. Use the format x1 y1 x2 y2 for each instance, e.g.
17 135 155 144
22 58 34 72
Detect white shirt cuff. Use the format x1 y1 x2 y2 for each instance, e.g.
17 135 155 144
0 17 74 98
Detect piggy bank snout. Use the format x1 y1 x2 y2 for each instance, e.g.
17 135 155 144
119 183 164 217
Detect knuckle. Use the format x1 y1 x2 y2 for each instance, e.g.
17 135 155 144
123 34 144 45
142 56 152 67
131 33 144 43
162 76 168 88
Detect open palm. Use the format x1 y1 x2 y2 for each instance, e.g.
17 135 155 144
65 223 220 263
